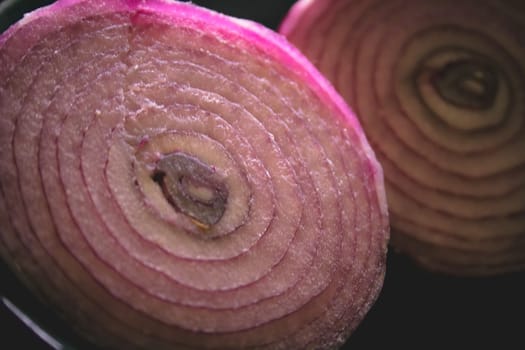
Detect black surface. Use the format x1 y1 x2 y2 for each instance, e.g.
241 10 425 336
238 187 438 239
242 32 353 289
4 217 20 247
1 0 525 349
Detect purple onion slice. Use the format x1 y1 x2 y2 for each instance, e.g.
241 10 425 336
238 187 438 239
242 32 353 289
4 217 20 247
0 0 389 348
281 0 525 276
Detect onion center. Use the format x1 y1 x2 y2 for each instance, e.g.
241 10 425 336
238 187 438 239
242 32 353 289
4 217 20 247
413 46 509 131
431 59 498 110
152 152 228 230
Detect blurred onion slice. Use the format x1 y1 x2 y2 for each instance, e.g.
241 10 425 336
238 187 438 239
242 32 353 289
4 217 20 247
281 0 525 275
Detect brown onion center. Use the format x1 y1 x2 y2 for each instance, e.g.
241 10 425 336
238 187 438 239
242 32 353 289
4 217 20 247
431 59 499 109
152 152 228 229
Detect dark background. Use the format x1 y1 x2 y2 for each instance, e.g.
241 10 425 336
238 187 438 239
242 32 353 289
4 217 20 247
1 0 524 349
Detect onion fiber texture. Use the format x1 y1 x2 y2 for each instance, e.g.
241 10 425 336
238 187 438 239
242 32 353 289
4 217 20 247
281 0 525 276
0 0 389 349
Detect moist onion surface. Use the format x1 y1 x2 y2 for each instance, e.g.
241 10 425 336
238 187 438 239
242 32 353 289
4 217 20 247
0 0 389 349
281 0 525 276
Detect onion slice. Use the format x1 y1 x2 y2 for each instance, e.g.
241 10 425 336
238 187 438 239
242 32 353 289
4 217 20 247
0 0 389 349
281 0 525 275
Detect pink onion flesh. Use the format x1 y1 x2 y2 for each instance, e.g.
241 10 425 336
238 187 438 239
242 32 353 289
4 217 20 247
281 0 525 276
0 0 389 349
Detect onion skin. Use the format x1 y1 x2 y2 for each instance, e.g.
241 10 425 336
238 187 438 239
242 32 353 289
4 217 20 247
0 0 389 349
281 0 525 276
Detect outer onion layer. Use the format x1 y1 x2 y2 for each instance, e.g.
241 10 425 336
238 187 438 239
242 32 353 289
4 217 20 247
0 0 389 349
281 0 525 276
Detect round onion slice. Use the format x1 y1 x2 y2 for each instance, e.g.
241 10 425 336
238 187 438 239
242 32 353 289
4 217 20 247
0 0 389 349
281 0 525 276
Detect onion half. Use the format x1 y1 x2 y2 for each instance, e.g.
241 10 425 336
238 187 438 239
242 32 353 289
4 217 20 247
281 0 525 276
0 0 389 349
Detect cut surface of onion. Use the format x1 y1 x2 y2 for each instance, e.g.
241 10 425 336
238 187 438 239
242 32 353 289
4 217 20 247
0 0 389 349
281 0 525 276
